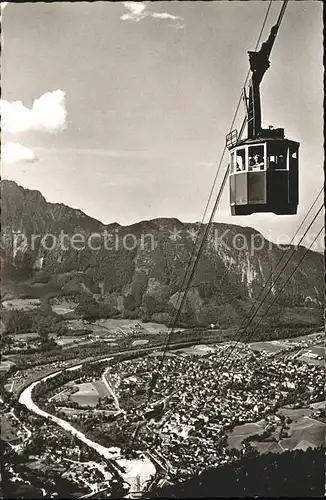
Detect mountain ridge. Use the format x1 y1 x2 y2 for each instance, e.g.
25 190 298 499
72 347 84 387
1 180 323 327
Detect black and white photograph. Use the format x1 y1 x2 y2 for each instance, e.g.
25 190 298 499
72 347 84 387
0 1 324 498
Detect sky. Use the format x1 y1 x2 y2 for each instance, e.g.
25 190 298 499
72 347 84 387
1 1 324 248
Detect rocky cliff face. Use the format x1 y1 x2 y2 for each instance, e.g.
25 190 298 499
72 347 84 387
1 180 323 326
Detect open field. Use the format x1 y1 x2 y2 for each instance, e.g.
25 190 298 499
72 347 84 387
49 381 117 410
69 381 111 407
297 346 324 366
50 298 77 315
132 339 149 346
297 357 323 367
93 380 111 398
52 305 75 315
306 345 324 356
280 416 325 450
0 360 17 372
310 401 325 410
70 383 99 407
277 407 313 419
59 407 117 416
249 334 324 364
55 336 92 347
66 319 90 330
147 351 177 358
227 403 326 454
14 332 39 341
178 344 216 356
249 341 288 353
141 322 171 333
1 298 41 311
56 337 78 346
91 318 169 335
227 421 265 450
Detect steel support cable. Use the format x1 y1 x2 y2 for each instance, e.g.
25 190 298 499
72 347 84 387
221 187 322 349
249 226 324 336
223 225 324 373
161 0 275 330
142 167 231 407
167 0 285 328
233 202 323 338
145 0 288 408
217 203 324 371
205 226 324 399
200 0 274 225
216 202 324 372
138 0 292 436
154 0 275 374
166 0 281 332
206 0 314 371
275 0 289 30
155 167 230 371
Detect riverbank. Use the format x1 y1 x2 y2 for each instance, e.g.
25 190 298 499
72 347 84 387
18 368 156 495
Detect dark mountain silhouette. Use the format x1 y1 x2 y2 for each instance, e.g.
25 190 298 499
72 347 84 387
149 447 325 498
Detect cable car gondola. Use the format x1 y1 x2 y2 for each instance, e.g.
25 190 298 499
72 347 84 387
226 23 299 216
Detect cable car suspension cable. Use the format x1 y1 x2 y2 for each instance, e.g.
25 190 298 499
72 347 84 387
216 199 323 372
221 202 323 367
153 0 288 377
145 0 289 404
224 224 324 375
239 226 324 340
161 0 276 332
225 188 322 346
200 0 274 225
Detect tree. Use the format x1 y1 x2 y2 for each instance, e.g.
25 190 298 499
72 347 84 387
3 310 33 334
6 484 43 499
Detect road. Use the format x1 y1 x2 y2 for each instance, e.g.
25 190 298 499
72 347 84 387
102 366 122 412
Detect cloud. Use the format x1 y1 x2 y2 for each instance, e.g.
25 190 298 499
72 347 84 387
1 142 38 164
1 90 67 134
151 12 183 22
121 2 184 29
121 1 147 22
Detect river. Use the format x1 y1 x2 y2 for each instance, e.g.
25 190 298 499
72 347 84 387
18 369 156 494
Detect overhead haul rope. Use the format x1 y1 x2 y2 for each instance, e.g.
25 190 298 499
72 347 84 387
201 224 324 406
171 0 274 298
222 189 322 347
239 226 324 340
216 200 324 373
222 224 325 378
162 0 274 322
200 0 274 225
146 0 286 400
164 0 288 349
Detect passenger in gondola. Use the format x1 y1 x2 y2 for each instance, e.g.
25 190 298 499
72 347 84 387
249 157 255 170
236 157 244 172
252 154 264 170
